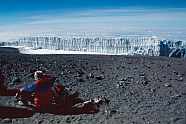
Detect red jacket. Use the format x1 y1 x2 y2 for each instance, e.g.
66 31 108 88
34 75 54 110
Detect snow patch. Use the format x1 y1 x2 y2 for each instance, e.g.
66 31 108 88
18 47 117 55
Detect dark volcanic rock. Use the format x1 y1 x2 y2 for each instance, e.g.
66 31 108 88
0 54 186 124
164 83 172 87
95 74 105 80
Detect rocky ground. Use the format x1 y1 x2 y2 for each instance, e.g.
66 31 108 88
0 53 186 124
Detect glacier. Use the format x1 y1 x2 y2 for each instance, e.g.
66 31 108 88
2 36 160 56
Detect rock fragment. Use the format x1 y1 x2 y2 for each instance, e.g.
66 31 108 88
142 80 149 86
95 74 105 80
164 83 172 87
139 73 145 77
173 71 179 75
171 94 182 100
176 75 184 81
88 73 94 78
150 88 156 93
66 117 74 123
120 78 127 81
116 81 125 88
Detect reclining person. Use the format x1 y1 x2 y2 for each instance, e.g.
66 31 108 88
16 71 58 110
16 70 109 114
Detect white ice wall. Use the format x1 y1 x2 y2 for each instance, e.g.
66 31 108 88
7 36 160 56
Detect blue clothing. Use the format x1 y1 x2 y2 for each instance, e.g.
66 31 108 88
22 81 51 93
22 82 36 92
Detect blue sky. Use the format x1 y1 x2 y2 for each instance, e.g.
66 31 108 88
1 0 186 13
0 0 186 41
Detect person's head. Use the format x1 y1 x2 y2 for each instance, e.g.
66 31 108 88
34 71 43 80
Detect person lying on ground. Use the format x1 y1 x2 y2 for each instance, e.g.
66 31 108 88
16 70 58 110
16 70 109 114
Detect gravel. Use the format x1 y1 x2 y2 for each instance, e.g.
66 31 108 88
0 53 186 124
